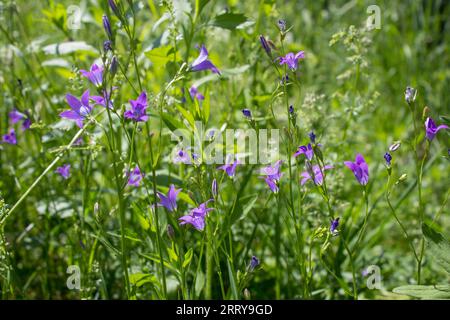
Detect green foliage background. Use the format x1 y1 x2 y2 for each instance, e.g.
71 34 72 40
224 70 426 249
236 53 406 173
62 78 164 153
0 0 449 299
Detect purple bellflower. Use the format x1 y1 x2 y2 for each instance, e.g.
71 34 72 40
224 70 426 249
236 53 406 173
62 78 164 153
189 86 205 101
2 129 17 145
217 157 240 178
179 200 213 231
173 148 192 164
157 184 181 212
344 154 369 186
191 45 220 75
294 143 314 160
91 89 114 109
9 109 23 124
279 51 305 71
60 90 93 128
127 166 143 187
260 160 283 193
124 91 148 122
22 117 31 131
300 164 333 186
56 164 71 179
425 117 448 141
80 63 103 87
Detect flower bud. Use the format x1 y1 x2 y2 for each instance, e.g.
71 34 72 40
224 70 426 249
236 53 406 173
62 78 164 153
104 40 112 52
259 35 272 57
108 0 120 17
102 15 113 40
167 224 175 240
211 178 218 198
110 56 118 76
404 86 417 104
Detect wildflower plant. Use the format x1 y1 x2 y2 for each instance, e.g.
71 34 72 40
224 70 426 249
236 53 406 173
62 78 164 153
0 1 448 302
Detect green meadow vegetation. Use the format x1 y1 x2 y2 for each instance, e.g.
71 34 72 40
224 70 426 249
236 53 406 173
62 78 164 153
0 0 449 299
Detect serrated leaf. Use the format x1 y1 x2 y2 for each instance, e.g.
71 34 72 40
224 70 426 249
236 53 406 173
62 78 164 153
211 13 251 30
393 285 450 299
423 223 450 274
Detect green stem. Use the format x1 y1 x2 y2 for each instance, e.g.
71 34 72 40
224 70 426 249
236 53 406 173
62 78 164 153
149 135 168 298
0 111 105 227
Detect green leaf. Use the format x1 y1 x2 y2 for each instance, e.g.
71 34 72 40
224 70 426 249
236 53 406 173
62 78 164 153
176 104 195 128
182 248 194 268
194 270 205 297
227 259 239 299
422 223 450 274
129 273 159 288
168 242 178 263
42 41 99 55
161 113 185 133
393 285 450 299
210 13 251 30
145 45 180 68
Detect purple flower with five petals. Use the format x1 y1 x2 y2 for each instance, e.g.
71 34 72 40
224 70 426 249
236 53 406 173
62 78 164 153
80 63 104 87
191 45 220 75
294 143 314 160
424 117 448 141
56 164 71 179
124 91 148 122
260 160 283 193
2 129 17 145
60 90 93 128
189 86 205 101
179 200 213 231
344 154 369 186
157 184 181 212
279 51 305 71
300 164 333 186
217 157 240 178
127 166 143 187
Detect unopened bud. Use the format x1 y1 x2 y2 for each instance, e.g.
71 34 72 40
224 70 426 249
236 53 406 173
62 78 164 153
167 224 175 240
